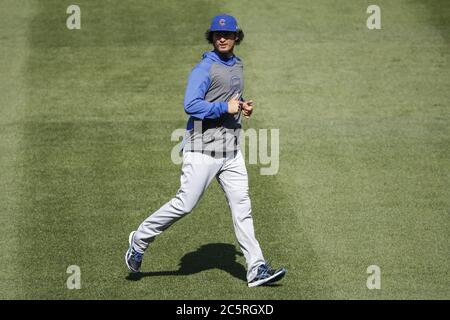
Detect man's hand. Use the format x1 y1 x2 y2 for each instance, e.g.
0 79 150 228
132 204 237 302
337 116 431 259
228 92 242 114
241 100 254 119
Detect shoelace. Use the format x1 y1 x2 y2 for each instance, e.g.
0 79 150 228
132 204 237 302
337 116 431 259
256 263 273 279
132 249 143 262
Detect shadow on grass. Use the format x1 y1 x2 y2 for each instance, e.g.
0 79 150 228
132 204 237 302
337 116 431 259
126 243 247 283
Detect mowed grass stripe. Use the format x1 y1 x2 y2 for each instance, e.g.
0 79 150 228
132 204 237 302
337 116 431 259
19 0 274 299
0 0 36 299
228 0 450 299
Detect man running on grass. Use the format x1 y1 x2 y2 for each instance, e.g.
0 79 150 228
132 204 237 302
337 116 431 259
125 14 286 287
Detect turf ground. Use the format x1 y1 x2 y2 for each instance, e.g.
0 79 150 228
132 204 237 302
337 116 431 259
0 0 449 299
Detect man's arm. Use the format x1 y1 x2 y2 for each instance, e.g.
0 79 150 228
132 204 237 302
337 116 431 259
183 65 228 120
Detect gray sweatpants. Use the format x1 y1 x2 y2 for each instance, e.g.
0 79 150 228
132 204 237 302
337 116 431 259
133 150 265 282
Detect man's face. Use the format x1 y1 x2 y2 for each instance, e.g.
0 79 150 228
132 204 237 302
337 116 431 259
212 31 237 54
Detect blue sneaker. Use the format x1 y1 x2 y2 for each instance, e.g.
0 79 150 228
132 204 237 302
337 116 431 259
248 263 286 287
125 231 143 273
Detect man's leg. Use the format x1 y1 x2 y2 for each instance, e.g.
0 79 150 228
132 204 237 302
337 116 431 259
216 150 265 282
133 151 222 253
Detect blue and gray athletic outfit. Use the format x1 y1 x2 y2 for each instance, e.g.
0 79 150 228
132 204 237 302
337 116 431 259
133 50 266 283
182 50 244 157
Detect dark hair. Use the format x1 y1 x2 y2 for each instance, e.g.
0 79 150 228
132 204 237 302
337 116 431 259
205 29 244 45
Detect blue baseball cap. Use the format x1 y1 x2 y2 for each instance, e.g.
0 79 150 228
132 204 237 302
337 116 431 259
209 14 239 32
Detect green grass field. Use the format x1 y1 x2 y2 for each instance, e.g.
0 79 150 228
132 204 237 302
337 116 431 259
1 0 449 299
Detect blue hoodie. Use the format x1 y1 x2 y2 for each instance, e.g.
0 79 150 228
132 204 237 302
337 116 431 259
184 50 244 131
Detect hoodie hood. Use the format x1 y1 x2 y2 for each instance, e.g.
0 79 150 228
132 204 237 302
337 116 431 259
202 50 239 67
